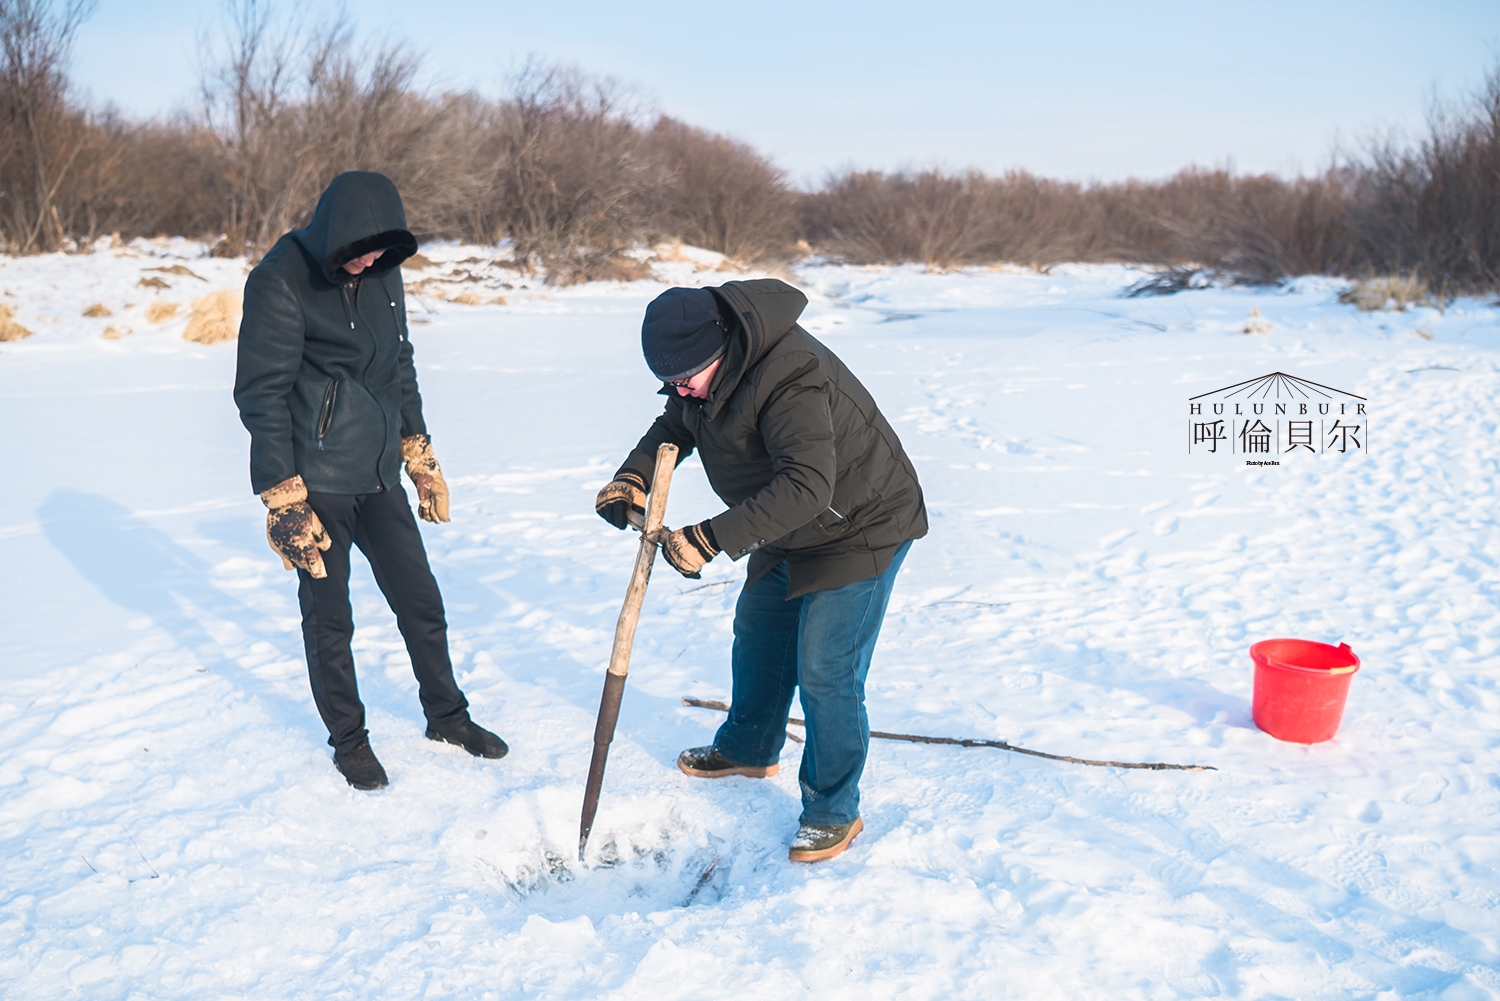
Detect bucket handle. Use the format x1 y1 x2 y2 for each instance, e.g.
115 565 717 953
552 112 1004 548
1329 643 1358 674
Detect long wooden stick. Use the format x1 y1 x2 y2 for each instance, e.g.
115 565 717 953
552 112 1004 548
579 443 679 860
680 697 1215 772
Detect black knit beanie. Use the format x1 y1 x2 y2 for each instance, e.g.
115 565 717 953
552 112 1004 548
641 287 728 382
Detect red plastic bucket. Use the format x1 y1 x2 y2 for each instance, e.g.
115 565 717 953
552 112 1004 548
1250 639 1360 744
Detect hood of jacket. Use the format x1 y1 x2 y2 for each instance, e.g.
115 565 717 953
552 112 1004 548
294 171 418 285
702 279 809 419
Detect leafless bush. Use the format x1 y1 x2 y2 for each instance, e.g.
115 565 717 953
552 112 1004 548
197 0 457 254
487 62 658 282
805 169 1165 270
1347 68 1500 294
804 165 1364 282
6 0 1496 301
0 0 97 251
805 170 999 268
1110 167 1358 282
641 117 796 264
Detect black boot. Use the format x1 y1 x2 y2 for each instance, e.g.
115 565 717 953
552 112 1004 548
426 719 509 759
333 739 388 790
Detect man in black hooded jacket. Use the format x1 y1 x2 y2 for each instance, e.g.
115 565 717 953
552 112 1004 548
595 279 926 861
234 171 506 790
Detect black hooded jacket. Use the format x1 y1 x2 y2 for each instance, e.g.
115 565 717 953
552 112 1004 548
233 171 422 495
618 279 927 598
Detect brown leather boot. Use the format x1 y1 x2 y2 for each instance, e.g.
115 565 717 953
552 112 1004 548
676 745 778 778
788 818 863 862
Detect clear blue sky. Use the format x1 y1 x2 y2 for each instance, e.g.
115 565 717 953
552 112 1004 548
70 0 1500 186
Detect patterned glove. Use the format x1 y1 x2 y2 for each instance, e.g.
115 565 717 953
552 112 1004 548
595 471 647 530
661 520 720 579
261 475 332 578
401 434 450 523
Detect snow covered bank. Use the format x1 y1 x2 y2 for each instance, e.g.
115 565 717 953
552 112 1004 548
2 246 1498 999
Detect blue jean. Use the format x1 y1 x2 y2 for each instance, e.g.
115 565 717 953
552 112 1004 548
713 541 912 826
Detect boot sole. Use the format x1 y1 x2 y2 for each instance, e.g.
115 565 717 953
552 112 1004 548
789 817 863 862
343 775 388 790
677 759 779 779
425 731 509 759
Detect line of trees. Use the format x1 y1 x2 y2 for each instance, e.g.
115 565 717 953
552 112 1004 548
2 0 1497 294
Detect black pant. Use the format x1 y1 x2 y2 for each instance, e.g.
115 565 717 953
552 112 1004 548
299 485 469 751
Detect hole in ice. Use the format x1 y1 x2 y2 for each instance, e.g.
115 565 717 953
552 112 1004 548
471 828 729 909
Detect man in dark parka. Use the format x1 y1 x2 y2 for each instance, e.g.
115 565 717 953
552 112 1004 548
595 278 926 861
234 171 506 790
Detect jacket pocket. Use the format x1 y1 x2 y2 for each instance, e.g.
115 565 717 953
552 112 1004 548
315 378 338 451
814 503 848 533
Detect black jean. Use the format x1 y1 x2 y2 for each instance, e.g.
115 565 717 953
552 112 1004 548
299 485 469 751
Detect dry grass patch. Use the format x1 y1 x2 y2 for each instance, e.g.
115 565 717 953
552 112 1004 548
405 281 447 300
652 242 693 263
1243 306 1274 334
0 305 33 341
404 252 435 270
547 255 654 286
450 291 483 305
183 289 243 344
102 326 130 339
145 265 205 280
138 277 170 290
145 301 180 323
82 303 112 317
1338 275 1433 311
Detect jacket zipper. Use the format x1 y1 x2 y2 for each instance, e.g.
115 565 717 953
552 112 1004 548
389 292 404 341
349 273 391 489
316 379 338 450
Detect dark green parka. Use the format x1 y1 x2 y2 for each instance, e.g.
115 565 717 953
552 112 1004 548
233 171 421 495
619 279 927 598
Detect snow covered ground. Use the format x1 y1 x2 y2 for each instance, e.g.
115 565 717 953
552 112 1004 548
2 242 1498 999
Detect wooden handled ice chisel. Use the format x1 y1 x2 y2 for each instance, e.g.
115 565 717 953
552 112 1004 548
578 442 678 861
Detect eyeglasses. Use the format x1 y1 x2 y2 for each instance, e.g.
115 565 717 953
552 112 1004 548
664 376 693 388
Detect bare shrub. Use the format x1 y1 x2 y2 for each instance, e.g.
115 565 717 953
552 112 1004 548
1137 168 1356 282
806 165 1362 282
0 0 98 251
805 170 995 268
1346 67 1500 295
806 169 1167 270
199 0 452 255
96 118 229 239
5 0 1494 301
642 117 796 264
489 62 657 281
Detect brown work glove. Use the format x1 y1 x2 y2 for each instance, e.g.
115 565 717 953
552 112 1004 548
261 475 332 578
660 520 720 579
401 434 450 523
595 471 647 530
